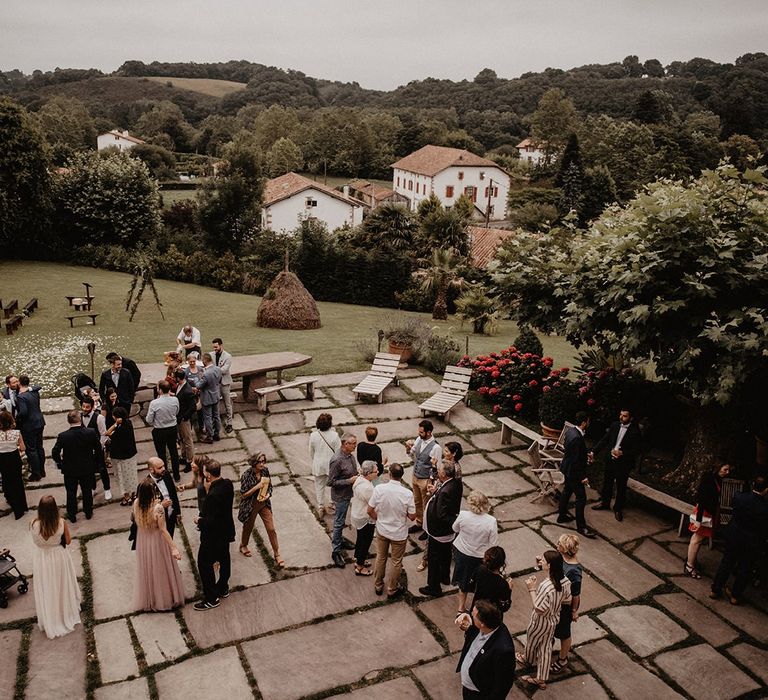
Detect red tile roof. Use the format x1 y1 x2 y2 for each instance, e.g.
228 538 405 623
516 138 545 150
468 225 515 268
262 172 360 207
348 180 395 201
102 129 145 145
392 145 499 177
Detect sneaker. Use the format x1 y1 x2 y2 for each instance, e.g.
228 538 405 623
225 424 234 434
332 552 346 568
408 524 423 534
218 588 230 599
193 599 220 611
418 586 442 597
418 531 428 541
104 490 112 502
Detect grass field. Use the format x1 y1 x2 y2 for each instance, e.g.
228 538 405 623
0 261 576 396
144 76 247 97
160 188 200 208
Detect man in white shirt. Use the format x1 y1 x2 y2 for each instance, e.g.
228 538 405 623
176 325 202 358
367 463 416 598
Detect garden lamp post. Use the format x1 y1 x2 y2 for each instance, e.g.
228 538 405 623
377 329 384 353
87 342 96 381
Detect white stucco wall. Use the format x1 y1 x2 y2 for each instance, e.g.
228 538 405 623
97 132 141 152
262 188 363 233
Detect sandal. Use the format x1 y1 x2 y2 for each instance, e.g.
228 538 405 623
417 560 427 572
515 652 528 666
354 565 372 576
684 563 701 579
239 546 252 557
521 675 546 690
275 555 286 569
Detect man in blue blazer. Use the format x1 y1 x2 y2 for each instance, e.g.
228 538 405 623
557 411 596 538
15 375 46 480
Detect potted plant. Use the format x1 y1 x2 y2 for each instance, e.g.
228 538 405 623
539 380 579 437
383 316 432 364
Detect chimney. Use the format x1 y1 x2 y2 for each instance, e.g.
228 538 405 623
342 185 350 198
122 130 130 137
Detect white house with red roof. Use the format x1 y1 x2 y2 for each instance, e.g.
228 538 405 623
391 145 510 220
516 138 547 166
261 172 364 233
97 129 145 152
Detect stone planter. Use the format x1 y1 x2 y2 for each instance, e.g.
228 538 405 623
388 341 413 364
540 422 562 439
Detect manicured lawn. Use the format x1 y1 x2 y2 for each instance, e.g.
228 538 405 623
0 260 577 396
144 76 247 97
159 188 199 208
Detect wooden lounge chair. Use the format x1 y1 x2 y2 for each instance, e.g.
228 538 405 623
352 352 401 403
528 441 564 503
418 365 473 420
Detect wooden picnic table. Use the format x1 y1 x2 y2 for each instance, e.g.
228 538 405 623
136 352 313 401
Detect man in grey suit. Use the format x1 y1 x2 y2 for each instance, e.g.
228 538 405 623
212 338 234 434
197 353 222 443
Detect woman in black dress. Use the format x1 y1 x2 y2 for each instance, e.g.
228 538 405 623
356 426 387 476
466 546 512 617
0 411 28 519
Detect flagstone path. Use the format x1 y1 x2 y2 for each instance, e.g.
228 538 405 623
1 367 767 699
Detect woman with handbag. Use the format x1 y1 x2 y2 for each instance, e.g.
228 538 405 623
31 496 81 638
308 413 341 517
685 460 731 578
238 452 284 568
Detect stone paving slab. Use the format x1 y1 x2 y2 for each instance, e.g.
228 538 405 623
537 674 609 700
272 433 310 475
131 611 189 666
580 506 672 545
457 452 500 475
255 483 330 568
87 532 195 619
486 450 523 469
353 400 424 421
303 370 369 387
42 411 70 438
667 541 720 578
238 428 278 460
541 524 663 600
379 440 409 465
154 646 251 699
418 591 465 651
134 426 154 443
347 418 449 443
94 618 139 683
269 397 335 414
183 567 380 648
327 676 425 699
0 576 36 624
444 403 496 432
40 396 76 413
303 407 357 429
194 436 241 454
265 411 306 434
412 652 487 700
400 376 442 394
566 615 608 647
492 495 559 523
205 448 249 466
0 629 22 699
576 639 684 700
463 469 536 498
498 525 555 574
95 677 151 700
183 515 271 589
654 643 759 700
242 603 443 700
598 604 688 657
241 410 264 428
671 575 768 643
654 592 738 647
26 623 87 699
469 430 522 451
726 642 768 684
632 539 685 574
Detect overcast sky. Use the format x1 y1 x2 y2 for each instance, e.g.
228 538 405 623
3 0 766 90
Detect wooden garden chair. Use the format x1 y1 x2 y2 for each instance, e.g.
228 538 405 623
352 352 401 403
528 441 564 503
418 365 473 420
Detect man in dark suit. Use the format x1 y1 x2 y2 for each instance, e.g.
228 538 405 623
456 600 516 699
52 410 104 522
147 457 181 539
98 355 135 412
15 375 46 480
557 411 596 538
194 460 235 610
711 475 768 604
106 352 142 393
174 369 196 473
590 408 642 521
419 461 463 597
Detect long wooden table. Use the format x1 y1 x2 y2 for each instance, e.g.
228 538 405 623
137 352 313 402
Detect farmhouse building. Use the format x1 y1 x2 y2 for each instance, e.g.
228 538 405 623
97 129 145 152
347 180 409 210
515 138 547 166
391 145 510 221
467 225 515 268
261 172 363 233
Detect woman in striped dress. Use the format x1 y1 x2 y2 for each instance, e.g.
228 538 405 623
516 550 572 690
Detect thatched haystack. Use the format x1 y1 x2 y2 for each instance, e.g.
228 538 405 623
257 271 321 330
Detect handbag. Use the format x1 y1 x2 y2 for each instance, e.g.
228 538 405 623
689 507 713 528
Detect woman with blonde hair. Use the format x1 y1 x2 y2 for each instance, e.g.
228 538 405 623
551 533 583 673
31 495 81 638
308 412 341 516
133 477 184 611
451 491 499 615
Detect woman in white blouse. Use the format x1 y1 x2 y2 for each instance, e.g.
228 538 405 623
452 491 498 615
350 460 378 576
308 413 341 516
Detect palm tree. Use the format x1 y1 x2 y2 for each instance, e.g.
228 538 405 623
416 248 465 320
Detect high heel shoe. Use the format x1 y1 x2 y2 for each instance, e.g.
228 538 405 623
684 563 701 579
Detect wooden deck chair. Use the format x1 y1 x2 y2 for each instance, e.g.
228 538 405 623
418 365 473 420
541 420 576 459
717 477 746 530
352 352 401 403
528 441 564 503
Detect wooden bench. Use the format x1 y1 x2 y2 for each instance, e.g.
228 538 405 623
499 417 547 446
5 314 23 335
419 365 473 420
66 313 99 327
3 300 18 319
254 377 318 413
625 477 705 543
23 298 38 315
65 295 95 311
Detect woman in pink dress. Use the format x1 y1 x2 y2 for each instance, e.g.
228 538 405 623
133 478 185 611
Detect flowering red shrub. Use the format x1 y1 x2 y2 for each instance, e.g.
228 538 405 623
458 347 569 419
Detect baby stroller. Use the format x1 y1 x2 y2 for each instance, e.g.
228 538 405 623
72 372 98 404
0 549 29 608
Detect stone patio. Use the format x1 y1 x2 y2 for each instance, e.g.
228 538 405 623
2 366 768 699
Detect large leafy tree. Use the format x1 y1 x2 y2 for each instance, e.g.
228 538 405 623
494 164 768 487
0 98 51 255
529 88 579 161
